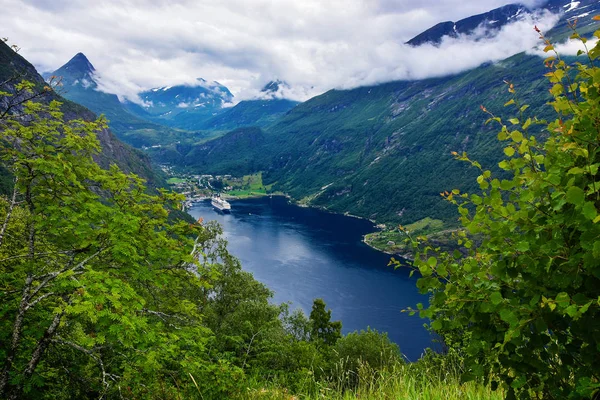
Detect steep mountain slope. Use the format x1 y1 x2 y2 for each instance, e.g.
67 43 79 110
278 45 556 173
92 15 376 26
197 80 299 131
180 127 267 173
50 54 219 149
50 53 161 134
50 55 301 141
0 42 163 188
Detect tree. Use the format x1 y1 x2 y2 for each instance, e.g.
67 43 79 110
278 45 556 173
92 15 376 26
0 85 241 398
399 27 600 399
309 298 341 346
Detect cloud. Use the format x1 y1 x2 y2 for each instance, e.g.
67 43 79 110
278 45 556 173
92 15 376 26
2 0 561 103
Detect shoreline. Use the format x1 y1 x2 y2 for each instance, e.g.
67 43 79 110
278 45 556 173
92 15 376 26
226 192 409 257
191 191 417 260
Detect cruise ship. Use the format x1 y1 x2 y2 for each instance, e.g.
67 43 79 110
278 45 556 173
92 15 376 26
211 195 231 213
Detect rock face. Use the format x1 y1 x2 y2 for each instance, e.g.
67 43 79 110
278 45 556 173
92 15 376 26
0 41 162 188
407 4 526 46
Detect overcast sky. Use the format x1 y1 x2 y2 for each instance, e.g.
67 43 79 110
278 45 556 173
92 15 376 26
1 0 563 102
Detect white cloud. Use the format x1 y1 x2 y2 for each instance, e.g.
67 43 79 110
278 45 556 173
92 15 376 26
2 0 561 103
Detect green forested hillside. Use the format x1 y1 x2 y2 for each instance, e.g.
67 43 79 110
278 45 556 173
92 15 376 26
263 53 555 224
173 52 553 225
199 98 299 131
167 4 600 227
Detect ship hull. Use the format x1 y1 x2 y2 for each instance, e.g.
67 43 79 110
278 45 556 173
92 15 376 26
211 199 231 213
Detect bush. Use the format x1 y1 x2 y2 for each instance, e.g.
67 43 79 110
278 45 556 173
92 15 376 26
331 328 402 389
400 28 600 399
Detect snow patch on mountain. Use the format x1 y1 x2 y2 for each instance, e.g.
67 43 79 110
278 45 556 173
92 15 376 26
564 1 580 12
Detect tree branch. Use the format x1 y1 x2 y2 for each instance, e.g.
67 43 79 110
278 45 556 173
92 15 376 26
27 248 106 303
0 176 18 250
51 338 119 395
0 275 33 397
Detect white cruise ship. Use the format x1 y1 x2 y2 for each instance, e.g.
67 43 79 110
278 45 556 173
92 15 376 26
211 195 231 213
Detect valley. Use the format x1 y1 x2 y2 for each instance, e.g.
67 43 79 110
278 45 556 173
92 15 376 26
44 0 600 241
3 0 600 397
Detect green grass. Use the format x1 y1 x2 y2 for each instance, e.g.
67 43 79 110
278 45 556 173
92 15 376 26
364 218 448 255
241 355 502 400
167 177 187 184
227 189 267 198
225 172 270 198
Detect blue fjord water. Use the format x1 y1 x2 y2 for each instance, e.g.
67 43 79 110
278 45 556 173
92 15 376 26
187 196 432 361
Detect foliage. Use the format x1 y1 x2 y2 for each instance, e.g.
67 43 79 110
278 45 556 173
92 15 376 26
243 349 501 400
399 27 600 399
330 328 402 389
309 298 342 346
2 78 472 400
0 88 243 399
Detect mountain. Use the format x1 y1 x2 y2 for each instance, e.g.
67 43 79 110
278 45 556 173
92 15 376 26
49 53 162 135
169 0 600 226
407 0 600 46
407 4 526 46
197 81 299 131
175 52 553 224
0 42 163 188
198 98 298 131
49 54 217 149
50 55 299 139
124 79 234 130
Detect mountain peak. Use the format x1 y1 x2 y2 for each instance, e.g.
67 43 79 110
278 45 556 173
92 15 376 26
64 52 95 73
52 52 97 87
261 80 286 94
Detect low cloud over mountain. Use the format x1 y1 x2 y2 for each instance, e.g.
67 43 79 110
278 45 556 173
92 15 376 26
2 0 573 102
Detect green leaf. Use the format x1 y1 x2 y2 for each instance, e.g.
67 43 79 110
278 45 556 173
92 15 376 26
511 131 524 143
582 202 598 220
566 187 585 205
556 292 570 308
427 257 437 267
568 167 585 175
515 241 529 252
504 147 515 157
490 292 503 305
500 309 518 326
593 241 600 258
431 320 443 331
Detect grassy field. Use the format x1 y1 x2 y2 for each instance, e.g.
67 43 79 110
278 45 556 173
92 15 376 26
364 218 447 254
241 353 502 400
226 172 272 198
167 177 187 184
